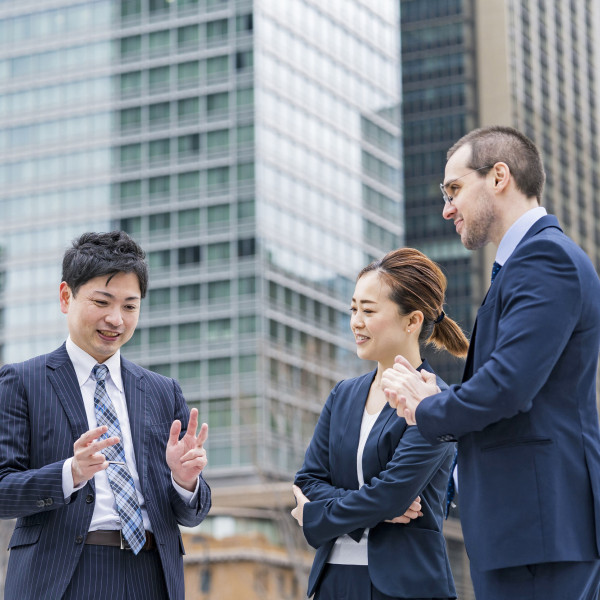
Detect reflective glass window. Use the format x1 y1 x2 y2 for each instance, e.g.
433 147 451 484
178 283 200 305
178 97 199 124
208 280 230 300
149 66 170 92
207 242 230 261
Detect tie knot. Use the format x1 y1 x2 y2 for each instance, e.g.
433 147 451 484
92 363 109 382
491 261 502 283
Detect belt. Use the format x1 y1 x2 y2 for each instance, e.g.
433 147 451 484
85 530 156 551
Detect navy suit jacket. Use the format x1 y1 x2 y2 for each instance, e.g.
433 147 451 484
0 344 211 599
416 215 600 571
295 363 456 599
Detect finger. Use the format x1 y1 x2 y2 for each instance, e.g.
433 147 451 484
383 388 399 408
292 484 303 501
95 435 120 450
421 369 437 384
179 448 206 463
195 422 208 447
185 408 199 439
393 354 420 374
169 420 182 446
77 425 109 446
404 406 416 426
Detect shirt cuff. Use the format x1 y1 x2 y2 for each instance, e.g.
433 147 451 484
171 473 199 506
62 458 86 499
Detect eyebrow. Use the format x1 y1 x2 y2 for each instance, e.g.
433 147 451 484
93 290 140 301
351 298 377 304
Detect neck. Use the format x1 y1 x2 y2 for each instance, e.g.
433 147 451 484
490 197 539 247
374 348 422 386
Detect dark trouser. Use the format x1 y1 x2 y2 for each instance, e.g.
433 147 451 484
470 560 600 600
314 564 453 600
62 544 169 600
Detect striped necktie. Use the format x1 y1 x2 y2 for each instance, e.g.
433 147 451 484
92 364 146 554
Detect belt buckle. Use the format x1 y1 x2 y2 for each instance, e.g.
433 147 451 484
119 530 131 551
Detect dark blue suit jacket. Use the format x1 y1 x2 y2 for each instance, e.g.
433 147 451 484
416 215 600 571
0 344 211 600
295 363 456 599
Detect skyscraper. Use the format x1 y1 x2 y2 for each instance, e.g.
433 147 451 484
0 0 402 489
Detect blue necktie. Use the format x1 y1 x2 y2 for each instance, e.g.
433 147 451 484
491 261 502 283
92 364 146 554
444 449 458 519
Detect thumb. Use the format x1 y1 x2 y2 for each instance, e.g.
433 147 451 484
421 369 437 384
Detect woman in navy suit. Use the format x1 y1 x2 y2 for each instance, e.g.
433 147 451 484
292 248 468 600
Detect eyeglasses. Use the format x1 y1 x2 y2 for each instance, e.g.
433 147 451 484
440 165 493 205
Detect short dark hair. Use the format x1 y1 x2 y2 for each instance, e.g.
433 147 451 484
447 126 545 202
62 231 149 298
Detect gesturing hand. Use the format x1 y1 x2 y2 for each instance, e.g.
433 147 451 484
381 355 440 425
166 408 209 492
291 484 309 526
72 425 119 487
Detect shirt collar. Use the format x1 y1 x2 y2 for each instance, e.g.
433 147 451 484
495 206 547 266
65 337 123 392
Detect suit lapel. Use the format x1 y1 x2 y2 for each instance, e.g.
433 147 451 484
121 359 147 495
337 371 375 489
47 344 90 441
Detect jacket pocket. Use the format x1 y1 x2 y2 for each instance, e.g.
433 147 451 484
8 523 42 549
481 437 552 452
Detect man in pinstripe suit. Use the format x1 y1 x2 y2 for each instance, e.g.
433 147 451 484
0 231 211 599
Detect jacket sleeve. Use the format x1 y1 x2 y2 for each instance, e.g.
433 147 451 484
302 425 452 548
294 382 352 502
417 239 583 442
0 365 70 519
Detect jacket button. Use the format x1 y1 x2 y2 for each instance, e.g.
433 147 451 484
86 494 94 504
45 498 53 506
36 500 45 508
75 535 84 544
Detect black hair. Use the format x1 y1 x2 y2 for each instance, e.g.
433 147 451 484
62 231 149 298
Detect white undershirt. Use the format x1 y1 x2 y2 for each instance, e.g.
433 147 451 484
327 406 382 565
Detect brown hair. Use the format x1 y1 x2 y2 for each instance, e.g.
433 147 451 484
358 248 468 358
447 125 545 203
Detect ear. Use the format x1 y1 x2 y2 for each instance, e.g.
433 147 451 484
59 282 72 315
492 162 510 193
407 310 424 330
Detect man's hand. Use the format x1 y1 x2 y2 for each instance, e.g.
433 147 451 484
381 355 440 425
384 496 423 524
291 484 309 526
166 408 208 492
72 425 119 487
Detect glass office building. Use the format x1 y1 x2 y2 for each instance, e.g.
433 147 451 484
0 0 402 485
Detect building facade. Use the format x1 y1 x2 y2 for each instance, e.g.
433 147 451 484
0 0 402 482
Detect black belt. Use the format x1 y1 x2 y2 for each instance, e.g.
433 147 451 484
85 530 156 551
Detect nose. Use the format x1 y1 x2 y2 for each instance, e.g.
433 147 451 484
351 312 364 330
104 306 124 327
442 201 456 220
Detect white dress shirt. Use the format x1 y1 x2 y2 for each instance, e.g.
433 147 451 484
61 337 197 532
495 206 547 266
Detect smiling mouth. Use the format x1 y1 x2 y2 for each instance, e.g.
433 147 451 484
355 335 370 343
98 330 120 339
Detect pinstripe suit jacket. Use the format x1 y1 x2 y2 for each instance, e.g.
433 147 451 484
0 343 211 600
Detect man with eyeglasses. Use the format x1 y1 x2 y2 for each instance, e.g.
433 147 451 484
382 126 600 600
